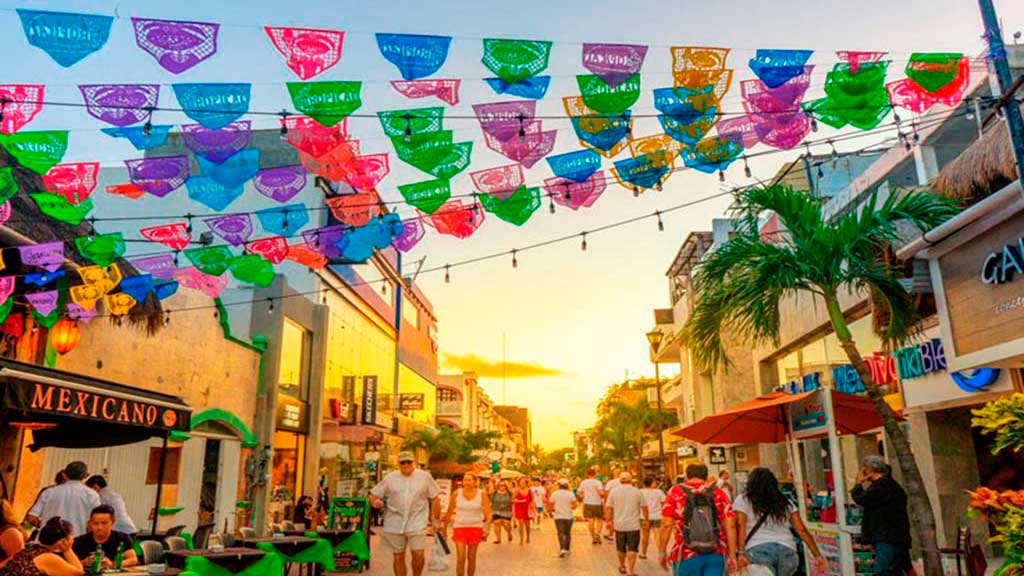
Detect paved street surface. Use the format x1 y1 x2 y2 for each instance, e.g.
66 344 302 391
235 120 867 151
363 520 668 576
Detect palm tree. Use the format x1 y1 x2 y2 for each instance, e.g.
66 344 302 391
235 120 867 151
594 398 678 473
683 184 957 576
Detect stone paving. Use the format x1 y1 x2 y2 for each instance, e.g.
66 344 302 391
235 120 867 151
362 519 669 576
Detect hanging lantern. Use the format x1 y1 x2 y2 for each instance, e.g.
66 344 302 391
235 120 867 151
49 318 81 355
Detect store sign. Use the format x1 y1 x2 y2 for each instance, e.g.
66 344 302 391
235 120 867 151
328 399 356 424
791 389 827 437
399 393 425 411
708 446 727 464
980 238 1024 284
951 368 1001 392
807 528 841 576
275 395 307 432
360 376 378 426
676 445 697 458
9 379 190 431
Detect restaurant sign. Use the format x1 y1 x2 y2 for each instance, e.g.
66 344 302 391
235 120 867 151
399 393 425 411
3 378 189 432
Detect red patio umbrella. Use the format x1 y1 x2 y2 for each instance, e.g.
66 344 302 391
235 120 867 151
673 390 893 445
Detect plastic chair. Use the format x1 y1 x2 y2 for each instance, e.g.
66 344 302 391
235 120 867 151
139 541 164 565
192 523 215 549
165 525 186 537
165 536 188 552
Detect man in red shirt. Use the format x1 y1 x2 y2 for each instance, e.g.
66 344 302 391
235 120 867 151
657 463 735 576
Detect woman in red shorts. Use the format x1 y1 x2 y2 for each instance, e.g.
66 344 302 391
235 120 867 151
445 473 491 576
512 476 533 545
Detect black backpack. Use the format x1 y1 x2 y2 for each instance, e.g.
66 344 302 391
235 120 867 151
681 485 719 554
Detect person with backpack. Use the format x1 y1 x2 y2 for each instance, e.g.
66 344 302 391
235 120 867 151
729 467 827 576
657 463 735 576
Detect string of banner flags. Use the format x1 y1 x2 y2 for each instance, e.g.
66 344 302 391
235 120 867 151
0 8 980 329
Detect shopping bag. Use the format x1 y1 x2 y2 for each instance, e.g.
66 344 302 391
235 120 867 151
427 533 449 572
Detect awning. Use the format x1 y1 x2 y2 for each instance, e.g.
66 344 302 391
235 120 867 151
0 358 191 451
674 390 892 445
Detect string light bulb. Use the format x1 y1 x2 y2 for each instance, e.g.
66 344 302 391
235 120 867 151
549 197 555 214
656 211 664 232
718 170 725 182
279 110 289 137
743 155 752 178
517 113 526 143
267 298 275 315
444 265 450 284
511 249 518 269
580 232 587 251
810 117 819 132
633 186 640 197
403 113 413 143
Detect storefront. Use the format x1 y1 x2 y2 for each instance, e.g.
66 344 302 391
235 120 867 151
896 179 1024 545
0 358 191 532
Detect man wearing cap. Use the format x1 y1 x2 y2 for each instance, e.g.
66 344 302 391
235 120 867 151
369 451 441 576
606 472 648 576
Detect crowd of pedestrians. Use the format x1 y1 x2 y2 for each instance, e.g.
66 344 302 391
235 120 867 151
369 452 914 576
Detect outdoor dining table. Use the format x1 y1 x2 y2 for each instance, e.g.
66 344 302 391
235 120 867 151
238 537 333 576
163 547 281 576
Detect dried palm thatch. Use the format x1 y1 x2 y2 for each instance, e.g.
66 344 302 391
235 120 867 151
932 112 1021 202
0 148 164 335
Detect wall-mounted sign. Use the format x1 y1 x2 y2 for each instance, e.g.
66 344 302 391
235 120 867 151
951 368 1001 392
360 376 378 426
328 399 356 424
399 393 425 411
676 445 697 458
981 238 1024 285
708 446 727 464
275 395 308 432
791 389 827 438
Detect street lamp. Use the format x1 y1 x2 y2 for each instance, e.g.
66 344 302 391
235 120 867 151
645 330 666 483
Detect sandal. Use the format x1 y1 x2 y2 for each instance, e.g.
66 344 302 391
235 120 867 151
618 567 627 574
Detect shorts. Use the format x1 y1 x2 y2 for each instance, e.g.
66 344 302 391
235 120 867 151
583 504 604 519
492 514 511 522
615 530 641 553
380 531 427 553
452 527 484 545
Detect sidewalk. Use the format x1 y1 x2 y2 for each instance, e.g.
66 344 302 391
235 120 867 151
362 519 669 576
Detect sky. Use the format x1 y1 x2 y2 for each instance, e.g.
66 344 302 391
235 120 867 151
4 0 1024 449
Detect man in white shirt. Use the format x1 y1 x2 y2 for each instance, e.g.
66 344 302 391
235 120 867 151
550 479 577 557
369 452 441 576
26 461 100 537
576 468 605 544
86 476 137 535
603 469 622 540
606 472 648 576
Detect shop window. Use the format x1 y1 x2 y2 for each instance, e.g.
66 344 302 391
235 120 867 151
438 389 459 403
279 318 312 401
146 446 182 485
272 430 305 506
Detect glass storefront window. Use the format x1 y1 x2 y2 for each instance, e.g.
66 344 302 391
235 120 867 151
279 318 310 401
271 430 305 514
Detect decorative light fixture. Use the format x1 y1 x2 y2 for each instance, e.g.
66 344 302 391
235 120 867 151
49 318 81 355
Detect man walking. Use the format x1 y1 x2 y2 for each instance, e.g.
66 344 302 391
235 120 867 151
369 452 441 576
658 463 735 576
851 455 912 576
576 468 605 544
606 472 647 576
604 469 622 540
85 476 136 536
26 461 100 537
550 478 576 558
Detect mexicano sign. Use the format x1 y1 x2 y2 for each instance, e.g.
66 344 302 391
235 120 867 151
4 379 189 431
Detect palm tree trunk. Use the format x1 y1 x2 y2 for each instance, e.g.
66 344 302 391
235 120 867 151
825 294 942 576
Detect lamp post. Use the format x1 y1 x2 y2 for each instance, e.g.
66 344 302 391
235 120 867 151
645 330 666 482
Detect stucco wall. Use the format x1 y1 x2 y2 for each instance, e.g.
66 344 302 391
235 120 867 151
53 290 262 432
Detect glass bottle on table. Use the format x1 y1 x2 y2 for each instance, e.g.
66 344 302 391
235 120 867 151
91 545 104 574
113 541 124 570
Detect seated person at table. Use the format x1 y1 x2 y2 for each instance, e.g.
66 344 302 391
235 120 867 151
0 517 83 576
71 506 136 569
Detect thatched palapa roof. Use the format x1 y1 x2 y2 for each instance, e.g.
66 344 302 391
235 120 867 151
932 106 1023 202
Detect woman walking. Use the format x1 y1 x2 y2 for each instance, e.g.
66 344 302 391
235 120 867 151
489 481 513 544
729 467 828 576
638 477 665 560
512 477 532 545
445 473 491 576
